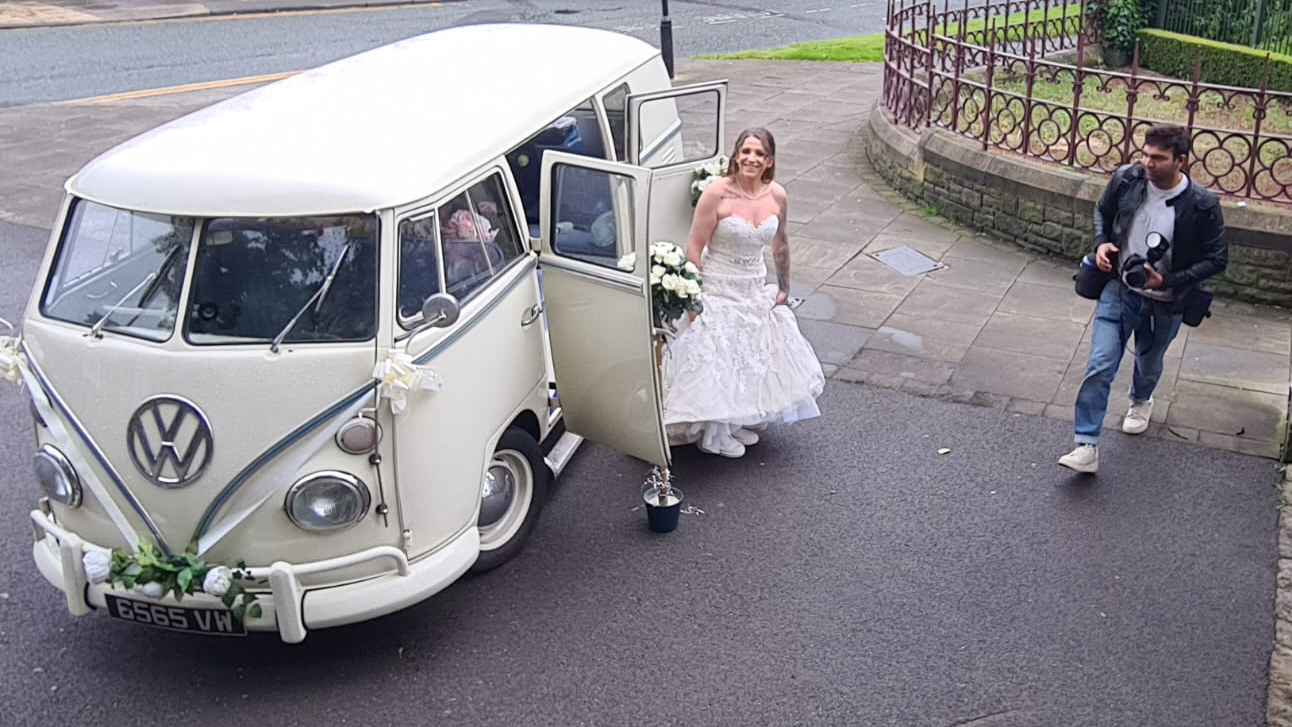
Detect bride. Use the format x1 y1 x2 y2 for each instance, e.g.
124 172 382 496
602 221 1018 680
661 127 825 458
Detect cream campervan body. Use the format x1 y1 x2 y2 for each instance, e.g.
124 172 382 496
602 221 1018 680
5 23 726 642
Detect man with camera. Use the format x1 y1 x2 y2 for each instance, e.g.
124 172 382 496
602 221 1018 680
1059 124 1227 473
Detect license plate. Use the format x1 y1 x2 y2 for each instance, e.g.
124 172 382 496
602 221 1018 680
104 593 246 636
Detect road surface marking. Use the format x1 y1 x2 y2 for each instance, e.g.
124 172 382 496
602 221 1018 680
62 71 300 105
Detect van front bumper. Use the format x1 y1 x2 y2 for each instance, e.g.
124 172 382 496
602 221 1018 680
30 509 478 643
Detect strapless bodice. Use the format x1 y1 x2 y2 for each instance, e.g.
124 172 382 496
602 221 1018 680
706 215 778 269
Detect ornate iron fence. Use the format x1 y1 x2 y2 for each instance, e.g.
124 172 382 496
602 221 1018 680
883 0 1292 203
1153 0 1292 57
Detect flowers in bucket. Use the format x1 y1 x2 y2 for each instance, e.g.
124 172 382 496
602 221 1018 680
618 241 703 332
691 156 728 207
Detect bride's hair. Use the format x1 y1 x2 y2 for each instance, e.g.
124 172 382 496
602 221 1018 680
725 127 776 183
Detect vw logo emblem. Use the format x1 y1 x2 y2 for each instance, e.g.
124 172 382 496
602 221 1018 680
126 396 214 488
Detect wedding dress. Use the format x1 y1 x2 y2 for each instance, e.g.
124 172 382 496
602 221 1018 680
660 214 824 456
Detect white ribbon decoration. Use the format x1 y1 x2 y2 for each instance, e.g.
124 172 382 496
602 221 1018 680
0 318 24 385
0 321 141 551
372 353 442 415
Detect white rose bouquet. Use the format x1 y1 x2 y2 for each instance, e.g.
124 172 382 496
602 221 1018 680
691 156 729 207
618 241 703 333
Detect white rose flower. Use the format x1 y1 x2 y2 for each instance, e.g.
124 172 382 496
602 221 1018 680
685 279 702 297
661 274 680 291
137 581 164 599
684 261 699 275
663 251 682 268
617 252 636 271
650 270 663 286
202 566 233 597
651 264 666 278
82 550 110 585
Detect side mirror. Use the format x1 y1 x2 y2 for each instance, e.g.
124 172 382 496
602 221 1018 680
421 293 461 329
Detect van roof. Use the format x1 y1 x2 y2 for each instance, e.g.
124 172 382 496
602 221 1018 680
67 24 659 217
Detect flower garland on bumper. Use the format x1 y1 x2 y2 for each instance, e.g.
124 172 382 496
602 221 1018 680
85 540 262 622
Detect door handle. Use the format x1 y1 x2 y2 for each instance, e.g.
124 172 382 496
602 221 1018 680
520 303 543 327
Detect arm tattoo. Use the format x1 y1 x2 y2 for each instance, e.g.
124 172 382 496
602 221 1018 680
774 193 789 292
774 244 790 293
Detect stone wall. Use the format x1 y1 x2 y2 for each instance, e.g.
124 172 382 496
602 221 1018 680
864 104 1292 308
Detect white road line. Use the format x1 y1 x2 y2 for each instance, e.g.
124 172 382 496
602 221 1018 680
699 10 783 25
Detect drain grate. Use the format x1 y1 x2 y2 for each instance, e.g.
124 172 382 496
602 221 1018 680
869 245 944 276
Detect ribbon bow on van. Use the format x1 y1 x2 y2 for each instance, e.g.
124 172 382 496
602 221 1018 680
372 352 442 415
0 318 26 385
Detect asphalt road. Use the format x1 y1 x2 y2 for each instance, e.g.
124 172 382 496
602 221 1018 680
0 214 1278 723
0 0 880 106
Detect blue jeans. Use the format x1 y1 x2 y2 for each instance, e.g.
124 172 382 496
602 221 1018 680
1073 281 1183 445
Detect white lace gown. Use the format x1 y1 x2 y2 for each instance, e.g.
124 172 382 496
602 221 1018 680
661 215 825 450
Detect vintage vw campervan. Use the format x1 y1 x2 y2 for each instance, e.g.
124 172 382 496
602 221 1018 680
3 24 726 642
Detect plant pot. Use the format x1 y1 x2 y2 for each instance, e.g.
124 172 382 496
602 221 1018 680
1103 47 1129 68
643 485 684 533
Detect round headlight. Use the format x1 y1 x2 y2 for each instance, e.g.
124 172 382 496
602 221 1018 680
33 445 82 508
284 471 371 532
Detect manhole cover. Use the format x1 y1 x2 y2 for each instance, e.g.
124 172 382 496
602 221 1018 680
869 245 943 276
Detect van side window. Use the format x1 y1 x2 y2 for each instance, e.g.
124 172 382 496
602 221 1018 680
636 88 721 168
397 214 441 325
601 84 628 162
549 162 631 271
506 100 609 234
440 174 524 301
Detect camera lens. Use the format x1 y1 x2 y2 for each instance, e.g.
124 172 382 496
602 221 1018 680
1124 266 1147 288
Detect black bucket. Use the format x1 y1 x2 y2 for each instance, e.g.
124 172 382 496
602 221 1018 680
643 486 684 533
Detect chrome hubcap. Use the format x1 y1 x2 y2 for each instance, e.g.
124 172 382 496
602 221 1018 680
478 464 515 528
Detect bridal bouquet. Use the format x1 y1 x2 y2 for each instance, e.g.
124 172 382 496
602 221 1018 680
690 156 728 207
618 241 703 332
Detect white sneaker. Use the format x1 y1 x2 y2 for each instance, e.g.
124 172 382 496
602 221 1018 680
1122 398 1153 435
731 427 760 446
1058 444 1098 473
697 439 746 458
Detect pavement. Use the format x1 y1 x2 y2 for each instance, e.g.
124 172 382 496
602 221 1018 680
0 8 1288 726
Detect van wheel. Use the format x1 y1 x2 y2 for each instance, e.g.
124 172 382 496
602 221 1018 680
472 427 548 572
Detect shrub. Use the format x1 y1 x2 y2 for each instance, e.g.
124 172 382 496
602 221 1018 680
1139 28 1292 93
1101 0 1145 53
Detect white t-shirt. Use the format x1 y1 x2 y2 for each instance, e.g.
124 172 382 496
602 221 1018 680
1123 174 1188 302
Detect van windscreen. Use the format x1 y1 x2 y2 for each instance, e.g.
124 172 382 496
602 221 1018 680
41 199 195 342
186 215 378 346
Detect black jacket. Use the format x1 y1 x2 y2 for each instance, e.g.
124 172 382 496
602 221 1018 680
1093 162 1228 290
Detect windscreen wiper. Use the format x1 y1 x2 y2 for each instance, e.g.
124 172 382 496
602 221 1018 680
270 242 351 354
87 273 156 339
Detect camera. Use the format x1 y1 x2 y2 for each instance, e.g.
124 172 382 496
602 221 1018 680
1120 231 1170 288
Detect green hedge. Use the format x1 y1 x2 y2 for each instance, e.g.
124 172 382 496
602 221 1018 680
1138 28 1292 93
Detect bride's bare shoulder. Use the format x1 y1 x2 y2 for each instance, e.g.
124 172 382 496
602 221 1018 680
770 182 789 202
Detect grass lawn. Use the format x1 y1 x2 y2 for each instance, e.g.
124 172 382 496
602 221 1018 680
699 2 1083 62
991 72 1292 141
